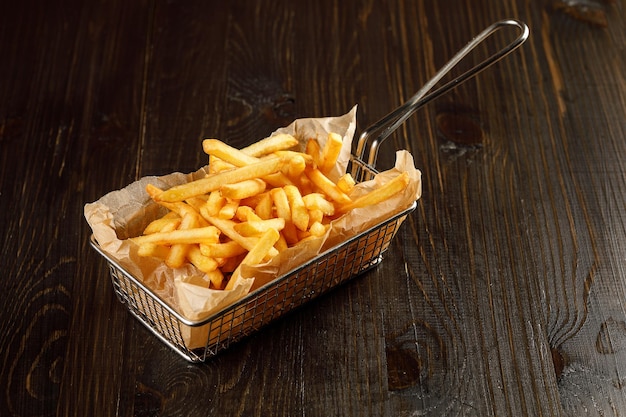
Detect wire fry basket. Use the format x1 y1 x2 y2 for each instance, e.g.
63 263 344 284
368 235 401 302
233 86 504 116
89 19 528 363
90 157 414 362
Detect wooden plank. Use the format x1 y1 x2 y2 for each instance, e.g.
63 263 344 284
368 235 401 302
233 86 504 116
1 0 625 415
0 0 150 416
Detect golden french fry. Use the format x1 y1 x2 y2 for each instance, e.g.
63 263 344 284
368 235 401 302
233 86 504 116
146 186 210 227
204 139 294 188
187 245 220 273
203 139 259 167
258 171 294 188
302 193 335 216
200 240 247 258
309 221 327 237
319 132 343 174
274 233 289 252
296 229 312 241
338 172 410 213
234 218 286 236
254 192 273 220
202 215 279 258
270 187 291 221
185 196 209 211
137 242 170 259
166 244 187 268
305 138 322 167
165 213 198 269
284 185 309 231
336 173 356 194
235 205 263 223
209 155 234 173
284 153 307 179
273 150 314 167
206 269 225 289
220 178 266 200
304 167 352 205
217 199 239 219
143 217 181 235
201 190 226 217
226 228 280 290
308 208 324 226
131 226 221 246
156 155 289 202
240 133 298 157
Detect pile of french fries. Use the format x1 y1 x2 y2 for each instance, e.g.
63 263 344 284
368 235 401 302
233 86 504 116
130 132 409 291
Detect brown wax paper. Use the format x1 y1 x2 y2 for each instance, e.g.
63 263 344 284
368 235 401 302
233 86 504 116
84 106 422 349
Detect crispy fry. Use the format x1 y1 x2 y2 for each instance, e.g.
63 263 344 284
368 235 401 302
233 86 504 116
309 221 327 237
226 228 280 290
165 213 198 269
338 172 410 213
284 185 309 231
274 233 289 252
254 192 273 220
235 205 263 223
146 186 209 227
304 167 352 205
137 242 170 259
200 240 247 258
281 222 300 246
208 155 234 173
217 199 239 219
185 196 209 211
308 208 324 226
131 226 221 246
302 193 335 216
204 139 294 188
203 139 259 167
283 153 307 179
270 187 291 221
336 173 356 194
234 218 286 236
145 183 165 200
319 132 343 174
143 217 181 235
220 178 266 200
187 245 220 273
156 155 289 202
206 269 225 289
260 171 294 188
240 133 298 157
202 190 226 217
305 138 322 167
202 215 279 258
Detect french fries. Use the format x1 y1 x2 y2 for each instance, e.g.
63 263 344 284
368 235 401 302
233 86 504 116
132 132 410 291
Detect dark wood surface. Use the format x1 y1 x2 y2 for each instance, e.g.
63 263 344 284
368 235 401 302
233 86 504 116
1 0 625 415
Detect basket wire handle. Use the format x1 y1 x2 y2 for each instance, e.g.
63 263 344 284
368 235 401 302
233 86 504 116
355 19 530 168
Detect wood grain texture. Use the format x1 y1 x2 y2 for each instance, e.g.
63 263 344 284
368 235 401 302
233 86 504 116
1 0 625 416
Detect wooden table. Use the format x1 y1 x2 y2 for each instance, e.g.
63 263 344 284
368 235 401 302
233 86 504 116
1 0 624 415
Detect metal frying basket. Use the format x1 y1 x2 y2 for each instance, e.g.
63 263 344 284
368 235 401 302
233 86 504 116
89 19 529 363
